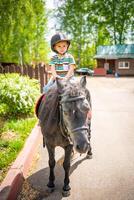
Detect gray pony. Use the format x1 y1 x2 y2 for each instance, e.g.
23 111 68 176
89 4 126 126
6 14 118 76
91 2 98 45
36 76 92 197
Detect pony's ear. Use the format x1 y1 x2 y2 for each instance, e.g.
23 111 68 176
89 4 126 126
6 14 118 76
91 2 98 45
80 75 87 88
56 78 64 93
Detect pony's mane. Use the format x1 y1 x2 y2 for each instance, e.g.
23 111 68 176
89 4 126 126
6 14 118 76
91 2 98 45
61 80 85 101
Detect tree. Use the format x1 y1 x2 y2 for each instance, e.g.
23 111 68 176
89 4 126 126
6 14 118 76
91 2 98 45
0 0 48 64
91 0 134 44
56 0 94 67
55 0 134 67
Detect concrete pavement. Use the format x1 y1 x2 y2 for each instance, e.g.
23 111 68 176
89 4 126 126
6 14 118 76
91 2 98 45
19 77 134 200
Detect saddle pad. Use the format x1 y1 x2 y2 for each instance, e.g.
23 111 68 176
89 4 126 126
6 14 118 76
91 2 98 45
35 94 46 118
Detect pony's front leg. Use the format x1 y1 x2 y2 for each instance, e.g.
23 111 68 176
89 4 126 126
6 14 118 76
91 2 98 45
87 121 92 159
62 144 73 197
47 145 55 192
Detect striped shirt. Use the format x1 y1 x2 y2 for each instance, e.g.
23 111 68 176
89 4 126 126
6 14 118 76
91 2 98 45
49 53 76 77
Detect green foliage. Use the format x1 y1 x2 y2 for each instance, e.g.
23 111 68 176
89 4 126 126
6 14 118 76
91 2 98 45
0 0 49 64
56 0 92 67
55 0 134 67
92 0 134 45
0 74 40 116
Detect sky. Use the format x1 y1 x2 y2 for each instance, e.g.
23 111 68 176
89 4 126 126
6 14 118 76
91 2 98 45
45 0 56 41
45 0 57 57
46 0 55 9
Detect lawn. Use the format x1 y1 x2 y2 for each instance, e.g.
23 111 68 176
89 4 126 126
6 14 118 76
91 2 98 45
0 116 37 183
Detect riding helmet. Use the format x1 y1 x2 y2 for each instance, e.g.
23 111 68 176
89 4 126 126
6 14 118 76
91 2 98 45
51 33 70 53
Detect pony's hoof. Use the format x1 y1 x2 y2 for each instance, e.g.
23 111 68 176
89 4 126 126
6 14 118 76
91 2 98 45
47 187 55 193
62 190 70 197
86 154 92 159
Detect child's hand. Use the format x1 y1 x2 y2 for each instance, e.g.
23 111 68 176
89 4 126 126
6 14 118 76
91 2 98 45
53 75 59 80
55 75 63 79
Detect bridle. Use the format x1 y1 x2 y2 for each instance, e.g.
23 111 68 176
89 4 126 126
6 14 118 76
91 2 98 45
59 95 89 141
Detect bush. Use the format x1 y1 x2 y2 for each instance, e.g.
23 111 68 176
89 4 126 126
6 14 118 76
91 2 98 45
0 74 40 116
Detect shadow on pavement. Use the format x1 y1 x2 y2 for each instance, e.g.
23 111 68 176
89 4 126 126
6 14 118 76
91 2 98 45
27 155 88 200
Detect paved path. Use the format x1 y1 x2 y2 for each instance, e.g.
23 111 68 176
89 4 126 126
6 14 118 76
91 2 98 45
26 77 134 200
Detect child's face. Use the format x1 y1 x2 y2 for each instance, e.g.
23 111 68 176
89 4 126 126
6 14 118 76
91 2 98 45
54 41 68 55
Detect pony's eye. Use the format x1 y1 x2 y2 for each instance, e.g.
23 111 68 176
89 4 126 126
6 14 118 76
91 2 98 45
81 100 90 111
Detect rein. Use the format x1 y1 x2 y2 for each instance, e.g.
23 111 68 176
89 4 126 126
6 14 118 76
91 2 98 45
59 95 89 141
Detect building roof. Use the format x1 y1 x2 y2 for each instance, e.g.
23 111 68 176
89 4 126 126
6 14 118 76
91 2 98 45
94 44 134 59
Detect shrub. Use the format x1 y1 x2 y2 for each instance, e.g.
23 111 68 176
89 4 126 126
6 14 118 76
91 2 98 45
0 74 40 116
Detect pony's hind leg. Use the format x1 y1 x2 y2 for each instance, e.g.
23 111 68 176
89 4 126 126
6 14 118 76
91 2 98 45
47 145 55 192
62 144 73 197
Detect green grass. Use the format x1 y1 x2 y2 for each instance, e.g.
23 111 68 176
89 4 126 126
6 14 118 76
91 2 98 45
0 116 37 183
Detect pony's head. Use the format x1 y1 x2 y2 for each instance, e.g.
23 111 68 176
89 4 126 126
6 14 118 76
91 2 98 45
56 76 91 154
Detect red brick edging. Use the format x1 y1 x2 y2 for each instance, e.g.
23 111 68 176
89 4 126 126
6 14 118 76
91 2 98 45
0 124 42 200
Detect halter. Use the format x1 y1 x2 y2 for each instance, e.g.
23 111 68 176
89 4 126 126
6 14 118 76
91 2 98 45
59 95 89 142
60 95 86 103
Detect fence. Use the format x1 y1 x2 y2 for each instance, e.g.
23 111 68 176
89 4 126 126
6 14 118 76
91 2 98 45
0 64 49 93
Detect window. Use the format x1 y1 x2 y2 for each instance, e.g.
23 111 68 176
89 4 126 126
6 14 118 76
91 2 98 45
118 61 130 69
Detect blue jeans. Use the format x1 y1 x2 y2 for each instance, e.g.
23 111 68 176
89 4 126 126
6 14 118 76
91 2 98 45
43 78 56 93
